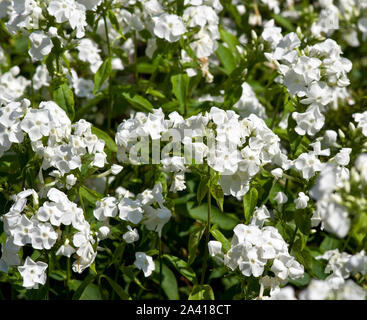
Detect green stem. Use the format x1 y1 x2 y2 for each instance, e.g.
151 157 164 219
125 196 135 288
260 178 277 207
159 236 163 299
133 31 138 82
103 0 113 131
289 227 298 252
78 188 86 214
200 167 211 285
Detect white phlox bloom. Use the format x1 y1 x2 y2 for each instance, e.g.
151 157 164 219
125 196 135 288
28 31 54 62
220 223 304 280
134 252 155 277
18 257 47 289
153 14 186 43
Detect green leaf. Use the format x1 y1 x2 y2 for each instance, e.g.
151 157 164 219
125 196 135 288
72 274 96 300
210 225 231 253
243 188 258 224
79 283 102 300
146 88 166 99
197 177 209 206
210 184 224 212
188 284 215 300
272 14 295 32
122 92 153 113
79 185 103 205
187 201 239 230
215 42 236 75
295 211 311 236
288 272 311 287
91 126 117 153
158 263 180 300
93 57 112 94
320 236 342 252
171 73 190 113
219 26 240 60
108 9 126 39
163 254 197 284
188 225 206 265
99 275 130 300
50 78 75 121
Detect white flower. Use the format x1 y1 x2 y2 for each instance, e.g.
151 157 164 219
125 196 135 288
0 238 20 273
239 247 266 277
300 82 332 107
333 148 351 166
271 168 283 179
134 252 155 277
31 221 58 250
170 172 186 192
32 64 51 90
208 241 222 257
272 32 301 64
20 108 52 141
48 0 74 23
18 257 48 289
316 196 350 238
292 105 325 136
295 192 309 209
29 31 53 62
142 206 171 237
111 164 123 175
98 226 110 240
153 14 186 43
37 201 65 226
77 38 102 73
123 226 139 243
274 191 288 205
294 152 324 179
118 198 143 224
11 215 35 246
93 196 118 221
66 174 77 189
56 239 76 258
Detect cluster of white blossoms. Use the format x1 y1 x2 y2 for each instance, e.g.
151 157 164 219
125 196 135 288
310 0 367 47
208 209 304 282
262 19 352 137
353 110 367 138
0 67 30 105
0 180 169 284
263 279 366 300
263 249 367 300
93 182 171 239
233 82 267 120
0 187 99 282
0 98 107 176
6 0 93 39
115 106 290 199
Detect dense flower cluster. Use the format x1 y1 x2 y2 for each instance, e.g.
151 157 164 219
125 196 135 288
116 107 289 199
0 0 367 301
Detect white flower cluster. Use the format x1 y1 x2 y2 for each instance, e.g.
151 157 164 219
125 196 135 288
298 279 366 300
93 182 171 238
311 0 367 47
263 279 366 300
233 82 267 120
0 67 30 105
0 99 107 176
308 146 365 238
262 20 352 137
353 110 367 137
115 107 290 199
0 187 99 283
316 249 367 286
209 221 304 281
